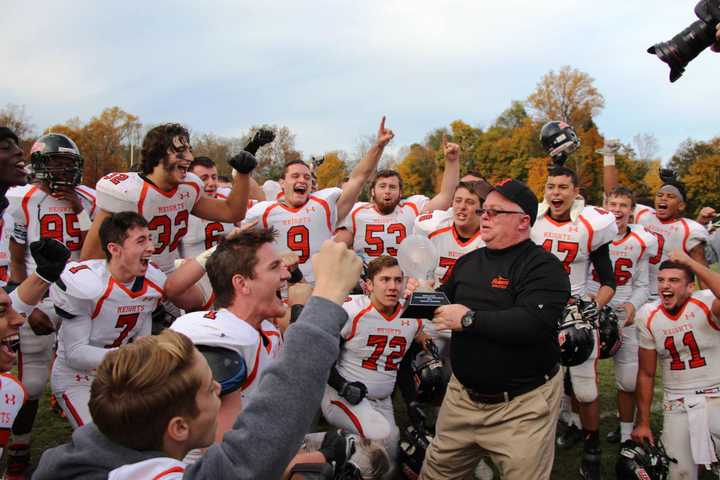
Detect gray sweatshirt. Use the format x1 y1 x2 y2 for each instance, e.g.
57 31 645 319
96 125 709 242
33 296 346 480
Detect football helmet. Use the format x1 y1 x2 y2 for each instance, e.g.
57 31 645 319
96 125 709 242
399 425 433 479
540 121 580 166
196 344 247 396
598 305 622 359
30 133 83 192
412 341 449 403
616 439 675 480
557 302 595 367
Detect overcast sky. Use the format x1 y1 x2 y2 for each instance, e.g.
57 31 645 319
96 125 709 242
2 0 719 163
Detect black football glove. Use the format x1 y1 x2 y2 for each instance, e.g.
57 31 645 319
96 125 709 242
577 298 599 326
228 151 258 175
407 401 427 430
244 128 275 155
30 238 70 283
339 381 367 406
318 429 351 466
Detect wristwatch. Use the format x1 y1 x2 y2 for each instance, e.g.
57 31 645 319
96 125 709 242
461 310 475 329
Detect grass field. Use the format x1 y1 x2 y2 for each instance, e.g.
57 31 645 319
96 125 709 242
5 359 715 479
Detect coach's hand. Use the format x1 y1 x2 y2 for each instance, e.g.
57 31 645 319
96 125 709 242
631 423 655 446
339 380 367 405
312 240 362 305
228 151 258 175
432 304 470 331
30 238 70 283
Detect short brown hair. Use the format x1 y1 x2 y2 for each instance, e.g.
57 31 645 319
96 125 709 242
99 212 149 260
89 330 202 451
206 228 277 308
608 185 636 207
366 256 400 282
370 169 403 192
281 159 311 179
455 180 490 202
659 260 695 284
141 123 190 174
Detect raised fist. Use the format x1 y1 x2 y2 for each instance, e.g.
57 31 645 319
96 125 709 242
244 128 276 155
228 151 258 175
30 238 71 283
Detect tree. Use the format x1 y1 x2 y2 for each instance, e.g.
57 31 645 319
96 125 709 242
683 154 720 216
248 125 302 182
0 103 35 140
632 133 660 162
494 100 528 131
47 107 141 187
191 133 240 178
526 66 605 128
315 151 348 189
669 138 720 179
396 144 439 198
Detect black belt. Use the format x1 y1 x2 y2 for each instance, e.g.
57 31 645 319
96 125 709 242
465 363 560 404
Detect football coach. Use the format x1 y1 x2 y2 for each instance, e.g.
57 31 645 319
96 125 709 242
419 179 570 480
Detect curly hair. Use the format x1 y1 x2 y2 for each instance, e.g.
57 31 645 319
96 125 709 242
140 123 190 174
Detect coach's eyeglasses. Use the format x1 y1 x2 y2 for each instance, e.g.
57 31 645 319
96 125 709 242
477 208 526 219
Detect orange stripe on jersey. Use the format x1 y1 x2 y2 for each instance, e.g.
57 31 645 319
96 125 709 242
645 304 663 337
429 226 452 240
202 292 216 310
262 203 282 229
152 466 185 480
679 219 691 254
578 215 594 253
452 225 481 247
92 278 115 319
0 373 28 403
76 187 97 216
378 302 402 322
240 340 263 390
402 201 419 216
310 195 333 232
543 214 571 228
330 400 365 436
688 297 720 332
21 185 40 227
62 393 85 427
137 181 150 216
182 181 200 198
635 208 651 223
351 205 373 235
346 304 374 341
145 278 165 297
0 428 10 446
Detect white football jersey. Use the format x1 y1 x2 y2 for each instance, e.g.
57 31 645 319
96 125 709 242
0 373 26 444
96 172 203 273
243 187 342 283
339 195 429 265
6 184 96 272
180 187 236 258
637 290 720 398
414 208 484 285
51 259 165 377
0 213 12 287
171 309 282 399
337 295 422 400
109 458 185 480
531 205 618 296
587 224 656 308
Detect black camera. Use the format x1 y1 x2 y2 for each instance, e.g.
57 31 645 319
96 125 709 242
648 0 720 82
659 168 678 183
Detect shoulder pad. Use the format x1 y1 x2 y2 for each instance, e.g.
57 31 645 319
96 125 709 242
243 201 274 223
56 260 107 300
580 205 616 230
262 180 283 201
685 218 709 242
414 209 452 235
630 225 658 249
144 264 167 290
96 172 142 212
314 187 342 203
182 172 203 194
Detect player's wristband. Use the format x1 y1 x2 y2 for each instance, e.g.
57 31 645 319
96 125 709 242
602 155 615 167
195 245 217 269
77 210 92 231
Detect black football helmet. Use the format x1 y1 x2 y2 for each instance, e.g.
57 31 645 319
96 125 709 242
540 121 580 166
412 341 449 403
598 305 622 359
557 302 596 367
616 439 675 480
30 133 83 192
398 425 433 479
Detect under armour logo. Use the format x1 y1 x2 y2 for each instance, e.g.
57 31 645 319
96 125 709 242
4 394 16 405
179 192 191 200
401 319 411 327
75 374 90 382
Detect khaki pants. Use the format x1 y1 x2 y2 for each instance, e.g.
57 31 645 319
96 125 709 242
419 370 562 480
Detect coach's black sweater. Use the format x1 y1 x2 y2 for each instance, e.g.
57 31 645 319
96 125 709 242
440 238 570 394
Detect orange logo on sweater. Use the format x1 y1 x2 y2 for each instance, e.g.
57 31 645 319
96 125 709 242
491 276 510 289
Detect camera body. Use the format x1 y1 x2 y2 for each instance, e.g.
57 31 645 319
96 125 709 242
648 0 720 82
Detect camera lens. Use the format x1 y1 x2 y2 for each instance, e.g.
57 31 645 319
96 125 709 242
648 19 716 82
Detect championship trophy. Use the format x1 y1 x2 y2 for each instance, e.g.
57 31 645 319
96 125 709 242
397 235 449 319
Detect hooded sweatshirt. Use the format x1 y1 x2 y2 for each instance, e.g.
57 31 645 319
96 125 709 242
33 296 346 480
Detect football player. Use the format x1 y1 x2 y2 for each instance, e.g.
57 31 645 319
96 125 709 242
0 127 29 211
80 123 256 274
633 252 720 479
243 117 394 284
4 133 95 477
531 165 617 480
587 186 657 444
49 212 208 430
321 256 426 462
335 135 460 265
179 156 236 258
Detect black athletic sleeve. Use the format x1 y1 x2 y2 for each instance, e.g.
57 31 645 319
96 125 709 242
589 242 616 290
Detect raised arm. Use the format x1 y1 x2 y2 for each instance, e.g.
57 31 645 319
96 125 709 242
670 248 720 317
336 117 394 221
425 134 460 212
192 153 255 223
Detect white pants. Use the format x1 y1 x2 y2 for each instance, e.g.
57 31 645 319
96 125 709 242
568 329 599 403
321 385 399 459
50 362 93 429
614 325 638 393
18 298 57 400
662 397 720 480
